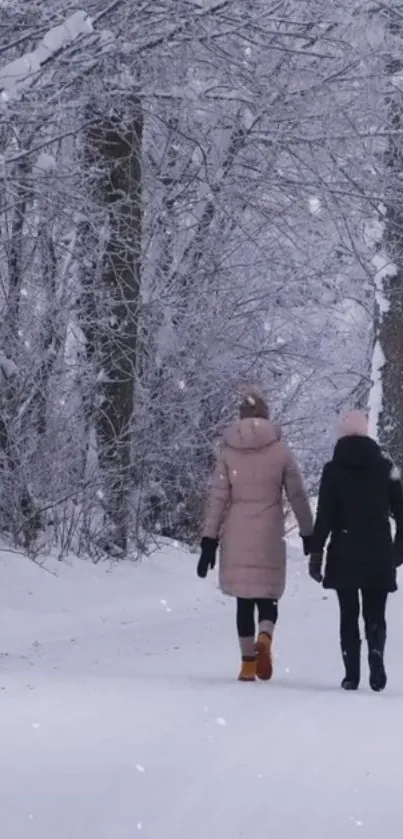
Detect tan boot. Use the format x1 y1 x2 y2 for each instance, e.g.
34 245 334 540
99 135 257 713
238 658 257 682
255 633 273 681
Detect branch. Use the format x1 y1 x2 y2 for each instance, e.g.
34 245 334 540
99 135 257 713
0 11 95 100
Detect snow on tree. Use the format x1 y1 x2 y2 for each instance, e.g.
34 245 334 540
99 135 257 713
368 5 403 468
0 1 391 552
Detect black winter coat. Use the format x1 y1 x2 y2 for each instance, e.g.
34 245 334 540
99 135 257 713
311 435 403 592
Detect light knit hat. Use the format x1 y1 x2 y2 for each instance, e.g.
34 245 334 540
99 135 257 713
338 409 369 439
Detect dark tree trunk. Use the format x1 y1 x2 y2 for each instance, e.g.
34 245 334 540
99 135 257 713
82 96 143 552
0 152 40 547
5 158 30 352
375 41 403 469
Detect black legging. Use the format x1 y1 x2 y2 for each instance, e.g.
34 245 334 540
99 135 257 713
236 597 278 637
336 589 388 651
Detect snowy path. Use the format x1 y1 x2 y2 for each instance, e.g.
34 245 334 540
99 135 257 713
0 545 402 838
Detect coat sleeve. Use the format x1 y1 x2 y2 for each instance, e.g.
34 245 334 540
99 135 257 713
283 447 313 537
388 464 403 542
310 464 334 554
202 451 230 540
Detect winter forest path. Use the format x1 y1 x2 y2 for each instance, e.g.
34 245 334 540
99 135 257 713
0 543 402 838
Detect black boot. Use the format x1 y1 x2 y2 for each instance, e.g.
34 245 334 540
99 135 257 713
367 625 387 692
341 642 361 691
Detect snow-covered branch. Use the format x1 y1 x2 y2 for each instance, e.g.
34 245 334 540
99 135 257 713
0 11 94 100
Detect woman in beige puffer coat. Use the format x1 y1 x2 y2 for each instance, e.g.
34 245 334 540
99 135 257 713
198 391 313 682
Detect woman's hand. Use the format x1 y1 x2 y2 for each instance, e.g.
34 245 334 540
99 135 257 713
197 537 218 578
393 541 403 568
309 553 323 583
301 534 313 556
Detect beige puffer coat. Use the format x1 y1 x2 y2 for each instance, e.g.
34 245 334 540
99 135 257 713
203 418 313 599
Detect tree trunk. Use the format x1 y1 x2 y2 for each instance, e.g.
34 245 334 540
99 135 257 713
4 157 30 352
371 36 403 468
0 151 40 547
83 97 143 552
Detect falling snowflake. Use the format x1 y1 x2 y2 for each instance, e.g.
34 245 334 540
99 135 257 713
308 196 321 215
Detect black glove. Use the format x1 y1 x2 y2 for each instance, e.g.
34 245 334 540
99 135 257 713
301 534 313 556
309 553 323 583
197 537 218 578
394 541 403 568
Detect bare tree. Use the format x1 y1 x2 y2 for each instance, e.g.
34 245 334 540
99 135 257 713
369 5 403 468
79 92 143 552
0 1 390 553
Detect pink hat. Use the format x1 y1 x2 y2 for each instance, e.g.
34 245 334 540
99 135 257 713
338 410 369 439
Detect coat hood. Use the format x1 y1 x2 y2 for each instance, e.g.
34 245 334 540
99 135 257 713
333 435 382 470
223 418 280 452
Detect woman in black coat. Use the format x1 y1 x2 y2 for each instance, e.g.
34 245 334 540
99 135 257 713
309 411 403 692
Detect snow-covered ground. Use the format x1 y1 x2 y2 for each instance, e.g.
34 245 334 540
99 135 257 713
0 537 402 839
